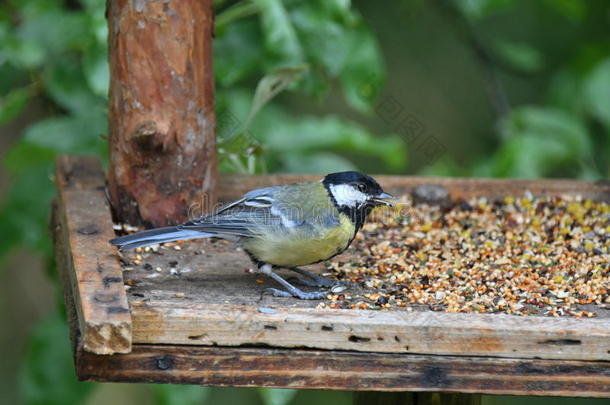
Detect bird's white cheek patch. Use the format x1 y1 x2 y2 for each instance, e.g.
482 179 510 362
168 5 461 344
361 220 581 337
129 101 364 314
329 184 367 207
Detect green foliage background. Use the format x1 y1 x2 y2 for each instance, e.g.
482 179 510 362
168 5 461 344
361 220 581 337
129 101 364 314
0 0 608 404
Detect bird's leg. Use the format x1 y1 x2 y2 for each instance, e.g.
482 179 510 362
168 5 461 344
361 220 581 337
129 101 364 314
258 264 328 300
286 267 342 288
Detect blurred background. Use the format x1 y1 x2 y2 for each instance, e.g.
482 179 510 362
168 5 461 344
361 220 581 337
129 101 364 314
1 0 609 404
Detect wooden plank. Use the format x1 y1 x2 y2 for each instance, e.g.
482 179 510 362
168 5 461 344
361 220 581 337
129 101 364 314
121 218 609 361
54 155 132 354
55 155 609 360
75 344 610 398
217 174 610 202
121 233 609 361
128 300 610 361
51 200 81 356
54 156 610 394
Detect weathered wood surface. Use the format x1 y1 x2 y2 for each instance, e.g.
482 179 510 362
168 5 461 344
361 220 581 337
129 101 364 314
58 156 610 360
128 298 609 361
217 174 610 203
76 344 610 398
123 236 610 361
122 173 610 361
107 0 217 227
54 156 132 354
55 156 610 395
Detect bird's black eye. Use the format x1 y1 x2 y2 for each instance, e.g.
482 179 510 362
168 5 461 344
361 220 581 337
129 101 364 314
357 183 367 193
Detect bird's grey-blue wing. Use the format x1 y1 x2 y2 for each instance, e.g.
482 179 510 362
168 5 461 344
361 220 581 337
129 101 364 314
179 182 339 237
178 185 286 237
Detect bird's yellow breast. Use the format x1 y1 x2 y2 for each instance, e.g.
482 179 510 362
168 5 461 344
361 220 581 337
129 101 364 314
242 214 355 267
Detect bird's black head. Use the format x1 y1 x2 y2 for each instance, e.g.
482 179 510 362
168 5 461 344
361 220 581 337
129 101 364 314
322 171 395 228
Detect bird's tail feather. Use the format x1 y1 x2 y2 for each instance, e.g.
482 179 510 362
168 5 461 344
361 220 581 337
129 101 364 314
109 226 214 250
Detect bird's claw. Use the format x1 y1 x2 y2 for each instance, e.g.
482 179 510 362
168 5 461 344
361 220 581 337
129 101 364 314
286 276 335 288
263 287 329 300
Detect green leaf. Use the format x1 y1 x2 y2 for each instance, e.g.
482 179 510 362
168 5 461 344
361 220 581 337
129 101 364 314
0 86 31 126
296 68 330 100
203 387 265 405
0 218 16 263
216 90 266 173
495 107 592 177
243 64 308 130
254 112 407 172
215 0 260 31
542 0 587 21
22 112 107 155
255 0 304 64
547 69 584 113
21 8 89 51
214 19 265 87
288 389 353 405
501 107 591 155
216 89 253 118
45 56 105 115
216 90 406 174
152 385 210 405
0 62 29 94
11 9 90 68
82 41 109 98
281 151 357 173
493 135 568 178
258 388 297 405
338 24 385 113
3 141 55 172
20 311 95 405
322 0 352 16
289 2 352 76
583 58 610 133
80 0 109 43
493 40 543 73
420 158 470 177
0 162 56 255
2 37 46 69
80 0 107 11
452 0 515 20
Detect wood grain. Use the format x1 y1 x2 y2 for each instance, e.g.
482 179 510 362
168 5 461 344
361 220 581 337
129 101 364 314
54 156 132 354
119 225 609 361
58 156 610 359
107 0 217 227
76 344 610 398
55 156 610 394
128 300 609 361
217 174 610 203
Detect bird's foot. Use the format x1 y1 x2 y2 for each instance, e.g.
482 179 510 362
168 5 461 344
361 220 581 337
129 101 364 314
257 263 348 300
286 276 335 288
263 287 328 300
286 276 353 291
287 267 349 288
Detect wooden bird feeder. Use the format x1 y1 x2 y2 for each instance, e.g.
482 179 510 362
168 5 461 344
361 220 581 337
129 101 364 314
51 0 610 401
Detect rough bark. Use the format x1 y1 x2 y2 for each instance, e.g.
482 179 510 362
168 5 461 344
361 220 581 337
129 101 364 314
107 0 216 227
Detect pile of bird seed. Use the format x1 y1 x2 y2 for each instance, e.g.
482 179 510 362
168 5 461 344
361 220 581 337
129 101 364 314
321 194 609 317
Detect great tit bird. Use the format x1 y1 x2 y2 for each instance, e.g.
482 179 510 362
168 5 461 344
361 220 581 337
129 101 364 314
110 171 395 299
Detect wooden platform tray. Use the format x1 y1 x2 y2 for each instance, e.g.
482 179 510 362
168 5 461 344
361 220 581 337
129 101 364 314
52 155 610 397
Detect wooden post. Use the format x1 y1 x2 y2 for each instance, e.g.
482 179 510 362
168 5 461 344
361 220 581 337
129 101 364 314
106 0 216 227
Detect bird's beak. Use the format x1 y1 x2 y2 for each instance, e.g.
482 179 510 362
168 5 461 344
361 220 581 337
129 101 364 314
371 192 396 207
